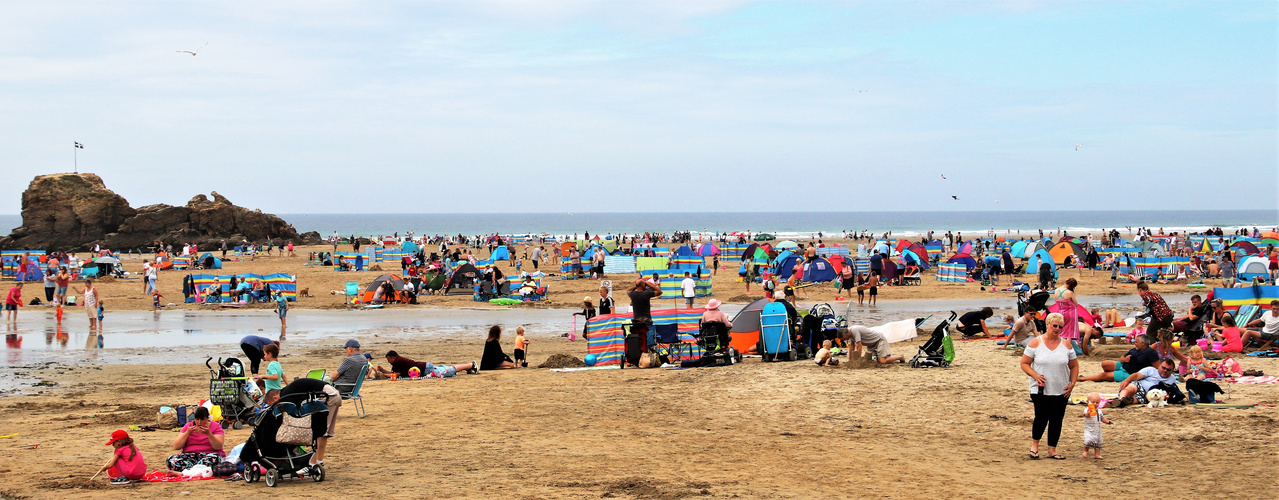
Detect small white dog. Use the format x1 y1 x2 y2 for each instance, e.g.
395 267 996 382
1145 388 1169 408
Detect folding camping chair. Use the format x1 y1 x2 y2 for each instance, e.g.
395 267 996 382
305 369 326 380
344 282 358 302
651 323 691 364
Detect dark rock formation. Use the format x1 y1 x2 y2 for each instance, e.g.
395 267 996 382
1 173 318 251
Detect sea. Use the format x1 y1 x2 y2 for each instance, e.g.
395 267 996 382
1 210 1275 241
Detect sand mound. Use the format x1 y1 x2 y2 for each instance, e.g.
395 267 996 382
841 352 879 369
538 354 586 368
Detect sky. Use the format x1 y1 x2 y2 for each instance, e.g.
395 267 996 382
1 1 1275 214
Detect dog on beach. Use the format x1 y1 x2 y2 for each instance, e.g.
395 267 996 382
1145 388 1168 408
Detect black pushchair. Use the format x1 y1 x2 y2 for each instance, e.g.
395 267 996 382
240 391 329 487
909 311 958 368
1016 285 1052 332
206 357 256 430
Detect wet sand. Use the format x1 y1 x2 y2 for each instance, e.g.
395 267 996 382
1 324 1276 499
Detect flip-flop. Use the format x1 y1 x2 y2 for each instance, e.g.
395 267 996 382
1049 454 1066 460
1028 450 1040 460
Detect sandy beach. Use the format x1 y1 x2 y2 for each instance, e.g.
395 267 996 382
2 239 1277 498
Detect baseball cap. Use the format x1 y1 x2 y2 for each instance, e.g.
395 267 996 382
344 339 360 349
363 353 373 359
105 429 129 445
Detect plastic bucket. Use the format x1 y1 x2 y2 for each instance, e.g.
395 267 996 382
1211 341 1223 352
1196 338 1209 350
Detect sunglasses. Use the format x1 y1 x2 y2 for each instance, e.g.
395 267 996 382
1049 324 1064 328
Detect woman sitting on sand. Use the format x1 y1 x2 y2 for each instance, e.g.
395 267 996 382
166 406 225 472
481 325 517 370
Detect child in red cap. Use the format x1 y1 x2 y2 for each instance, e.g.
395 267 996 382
101 430 147 484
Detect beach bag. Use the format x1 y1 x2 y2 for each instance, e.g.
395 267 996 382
157 407 178 429
276 413 313 446
638 352 660 368
211 461 238 477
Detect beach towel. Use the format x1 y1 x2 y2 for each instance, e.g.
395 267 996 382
141 470 220 482
1229 376 1277 384
869 318 918 344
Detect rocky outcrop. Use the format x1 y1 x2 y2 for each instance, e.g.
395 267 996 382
1 173 318 251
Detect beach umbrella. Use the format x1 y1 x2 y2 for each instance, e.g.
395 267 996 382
775 240 799 250
754 233 775 241
1260 238 1279 247
696 243 720 256
94 256 121 265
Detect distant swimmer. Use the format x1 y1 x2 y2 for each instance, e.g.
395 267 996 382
177 42 208 56
1075 143 1083 151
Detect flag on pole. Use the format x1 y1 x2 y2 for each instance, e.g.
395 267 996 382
74 142 84 149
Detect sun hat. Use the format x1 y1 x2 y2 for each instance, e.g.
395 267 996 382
584 296 593 302
706 299 722 310
344 339 360 349
105 429 129 445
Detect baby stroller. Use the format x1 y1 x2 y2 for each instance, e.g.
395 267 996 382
909 311 958 368
240 391 329 487
206 357 257 430
800 303 840 356
1016 285 1052 332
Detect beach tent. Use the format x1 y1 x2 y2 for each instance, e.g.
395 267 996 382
774 253 803 279
1025 249 1057 278
946 253 978 271
1238 256 1271 282
802 257 837 282
490 246 511 261
1048 242 1085 266
729 298 772 353
775 240 799 250
401 241 420 255
362 274 406 303
903 243 930 270
1261 231 1279 240
1230 241 1260 257
199 253 223 270
871 241 890 255
957 241 974 255
559 242 578 256
827 254 847 275
442 263 481 295
1010 241 1028 259
696 243 720 256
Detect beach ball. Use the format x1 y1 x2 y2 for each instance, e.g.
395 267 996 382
584 354 597 367
408 367 421 378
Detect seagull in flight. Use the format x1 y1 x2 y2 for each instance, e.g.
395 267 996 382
941 174 947 180
951 195 959 200
1075 143 1083 151
177 42 208 56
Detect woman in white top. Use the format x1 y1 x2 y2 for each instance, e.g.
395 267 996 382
72 278 101 330
1019 312 1078 460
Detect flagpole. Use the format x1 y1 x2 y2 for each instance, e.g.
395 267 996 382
74 144 77 174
